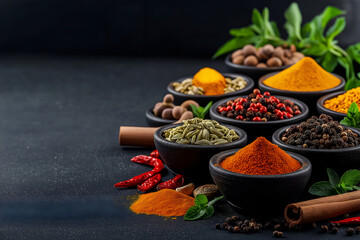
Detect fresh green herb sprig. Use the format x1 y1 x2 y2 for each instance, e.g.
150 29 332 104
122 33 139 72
190 101 212 119
309 168 360 196
340 102 360 128
213 2 360 90
183 194 224 221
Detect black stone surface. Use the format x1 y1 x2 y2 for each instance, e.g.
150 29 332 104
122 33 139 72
0 55 354 239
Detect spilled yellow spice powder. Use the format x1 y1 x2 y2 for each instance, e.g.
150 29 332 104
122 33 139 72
130 189 195 217
192 67 226 95
263 57 341 92
324 87 360 113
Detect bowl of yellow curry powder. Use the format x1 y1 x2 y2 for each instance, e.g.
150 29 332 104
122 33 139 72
317 87 360 121
258 57 345 114
167 67 254 106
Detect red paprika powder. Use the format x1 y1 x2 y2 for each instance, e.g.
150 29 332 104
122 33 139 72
220 137 301 175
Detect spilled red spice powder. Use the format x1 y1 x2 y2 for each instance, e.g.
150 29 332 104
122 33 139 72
220 137 301 175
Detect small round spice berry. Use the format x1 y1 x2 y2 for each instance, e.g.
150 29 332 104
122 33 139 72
236 115 243 120
355 226 360 233
235 105 244 111
331 227 339 234
320 225 328 233
253 117 262 122
273 231 284 238
215 223 221 229
346 227 355 236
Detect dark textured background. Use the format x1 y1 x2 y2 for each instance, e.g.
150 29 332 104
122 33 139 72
0 0 359 57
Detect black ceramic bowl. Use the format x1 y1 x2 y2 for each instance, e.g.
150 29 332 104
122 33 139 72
153 123 247 178
209 149 311 215
272 125 360 181
225 54 290 82
145 108 175 127
209 95 309 141
259 72 346 114
317 91 346 121
167 73 254 106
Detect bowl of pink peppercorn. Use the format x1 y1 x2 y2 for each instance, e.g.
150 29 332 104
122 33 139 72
209 89 309 141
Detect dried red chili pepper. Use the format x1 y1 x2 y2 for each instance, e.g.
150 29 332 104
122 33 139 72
131 155 164 172
137 173 161 192
150 150 160 158
331 217 360 225
113 170 156 188
156 174 184 190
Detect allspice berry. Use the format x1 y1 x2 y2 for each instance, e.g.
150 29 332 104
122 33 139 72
242 45 257 57
244 55 258 66
163 94 174 104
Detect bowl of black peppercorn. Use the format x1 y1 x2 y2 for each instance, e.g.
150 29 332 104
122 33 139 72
272 114 360 181
154 122 248 180
209 89 309 142
167 73 254 106
316 91 347 121
209 149 312 215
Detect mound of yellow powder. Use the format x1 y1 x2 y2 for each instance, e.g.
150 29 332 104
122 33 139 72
263 57 341 92
324 87 360 113
130 189 195 217
192 67 226 95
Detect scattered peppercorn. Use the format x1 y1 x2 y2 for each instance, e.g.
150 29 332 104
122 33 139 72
331 227 339 234
281 114 360 149
355 226 360 233
273 231 284 238
216 89 301 122
320 225 329 233
344 213 350 218
346 227 355 236
215 223 221 229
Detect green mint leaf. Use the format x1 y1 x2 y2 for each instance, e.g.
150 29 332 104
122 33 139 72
341 169 360 187
347 43 360 65
340 182 353 192
352 186 360 190
202 206 214 219
195 194 208 207
340 117 352 127
284 2 302 41
229 27 254 37
212 36 258 59
317 6 345 30
348 102 359 115
252 8 265 31
327 168 340 186
322 52 338 72
202 101 213 116
198 106 204 113
309 181 337 196
208 195 224 207
302 43 328 56
345 77 360 91
183 205 206 221
326 17 346 42
190 104 200 118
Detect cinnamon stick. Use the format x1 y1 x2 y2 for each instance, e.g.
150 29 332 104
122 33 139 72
119 126 158 147
285 191 360 226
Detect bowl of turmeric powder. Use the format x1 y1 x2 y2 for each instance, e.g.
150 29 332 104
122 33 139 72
167 67 254 106
317 88 360 121
258 57 346 113
209 137 312 214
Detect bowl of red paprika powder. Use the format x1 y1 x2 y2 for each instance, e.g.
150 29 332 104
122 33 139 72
209 137 312 215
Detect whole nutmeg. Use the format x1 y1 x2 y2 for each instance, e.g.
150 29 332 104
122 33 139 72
193 184 219 200
267 57 282 67
261 44 275 56
232 55 244 65
172 106 185 120
231 49 243 59
256 49 268 61
242 45 257 57
272 46 285 59
161 108 174 119
163 94 174 104
256 63 267 68
244 55 258 66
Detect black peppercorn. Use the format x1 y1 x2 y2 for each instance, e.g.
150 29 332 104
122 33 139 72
346 227 355 236
215 223 221 229
320 225 328 233
331 227 339 234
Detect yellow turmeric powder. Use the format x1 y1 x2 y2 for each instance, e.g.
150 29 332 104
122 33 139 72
192 67 226 95
263 57 341 92
130 189 194 217
324 87 360 113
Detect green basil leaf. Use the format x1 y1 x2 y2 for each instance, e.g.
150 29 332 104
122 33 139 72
321 52 338 72
202 206 214 219
326 17 346 42
347 43 360 65
212 36 259 59
345 77 360 91
190 104 200 118
202 101 213 117
302 43 328 56
354 112 360 127
198 106 204 113
348 102 360 115
341 169 360 187
229 27 254 37
327 168 340 187
317 6 345 29
340 117 352 127
309 181 337 196
284 2 302 41
208 195 224 207
195 194 208 207
183 205 206 221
